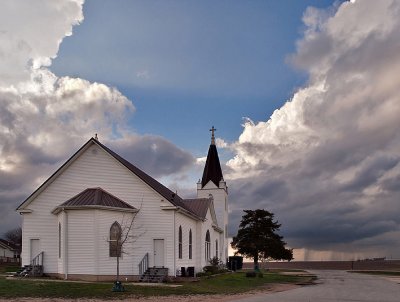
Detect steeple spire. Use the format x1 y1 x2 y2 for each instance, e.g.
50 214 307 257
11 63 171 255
201 126 223 188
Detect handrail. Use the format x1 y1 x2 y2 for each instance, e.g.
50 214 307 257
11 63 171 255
138 253 149 276
31 251 44 276
31 251 43 266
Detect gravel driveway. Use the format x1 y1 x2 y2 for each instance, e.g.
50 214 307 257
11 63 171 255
231 270 400 302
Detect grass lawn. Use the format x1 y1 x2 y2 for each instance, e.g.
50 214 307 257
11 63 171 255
0 268 313 299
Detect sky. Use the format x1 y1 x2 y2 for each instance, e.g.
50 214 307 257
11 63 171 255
1 0 400 261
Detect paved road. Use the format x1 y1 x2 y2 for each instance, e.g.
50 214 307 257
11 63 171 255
233 270 400 302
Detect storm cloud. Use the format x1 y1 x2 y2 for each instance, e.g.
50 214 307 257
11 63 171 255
226 0 400 260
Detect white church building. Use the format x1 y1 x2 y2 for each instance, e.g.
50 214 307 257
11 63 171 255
17 129 228 281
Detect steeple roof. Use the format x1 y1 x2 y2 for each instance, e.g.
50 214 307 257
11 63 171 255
201 127 223 188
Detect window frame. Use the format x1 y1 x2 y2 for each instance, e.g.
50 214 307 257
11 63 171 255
109 221 122 258
205 230 211 261
178 226 183 259
58 222 61 259
189 229 192 259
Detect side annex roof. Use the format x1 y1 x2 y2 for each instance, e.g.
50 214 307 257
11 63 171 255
51 187 137 214
182 198 222 231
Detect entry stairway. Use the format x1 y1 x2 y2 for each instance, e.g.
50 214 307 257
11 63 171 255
139 267 168 283
15 264 44 277
14 251 44 278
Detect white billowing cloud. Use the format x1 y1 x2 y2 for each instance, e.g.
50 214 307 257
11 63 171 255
0 0 84 86
227 0 400 260
0 0 133 232
0 0 194 234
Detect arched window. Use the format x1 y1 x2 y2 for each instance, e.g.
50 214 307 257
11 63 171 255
58 223 61 259
205 230 211 261
110 221 122 257
178 226 182 259
189 229 192 259
215 239 218 258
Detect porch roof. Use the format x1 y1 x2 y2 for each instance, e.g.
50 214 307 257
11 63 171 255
52 187 137 214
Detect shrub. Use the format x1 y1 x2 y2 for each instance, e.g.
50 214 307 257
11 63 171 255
246 271 257 278
258 272 264 278
209 256 223 267
203 265 218 274
196 271 212 277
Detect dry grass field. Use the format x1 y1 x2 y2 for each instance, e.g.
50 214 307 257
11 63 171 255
243 260 400 271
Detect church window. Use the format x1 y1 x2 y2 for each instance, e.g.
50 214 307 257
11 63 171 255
189 229 192 259
178 226 182 259
205 230 211 261
216 239 218 258
110 221 122 257
58 223 61 259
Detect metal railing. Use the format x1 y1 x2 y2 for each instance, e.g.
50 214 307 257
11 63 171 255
31 251 44 276
138 253 149 276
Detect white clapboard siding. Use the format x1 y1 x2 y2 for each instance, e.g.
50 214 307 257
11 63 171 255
57 213 64 274
21 143 175 275
175 212 197 271
93 209 134 276
67 210 96 274
199 208 221 269
0 246 14 258
197 182 229 263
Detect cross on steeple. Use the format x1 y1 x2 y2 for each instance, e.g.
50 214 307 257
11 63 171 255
210 126 216 145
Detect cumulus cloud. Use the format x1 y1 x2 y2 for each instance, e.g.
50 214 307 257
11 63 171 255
0 0 84 85
227 0 400 260
0 0 194 235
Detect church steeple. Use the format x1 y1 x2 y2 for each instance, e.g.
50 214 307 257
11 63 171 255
201 126 223 188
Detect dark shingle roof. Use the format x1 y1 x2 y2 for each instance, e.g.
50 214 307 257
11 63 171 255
201 144 223 188
19 137 207 220
96 139 187 208
182 198 211 220
52 187 135 214
0 239 18 250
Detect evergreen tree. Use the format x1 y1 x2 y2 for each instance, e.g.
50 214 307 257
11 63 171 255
231 209 293 271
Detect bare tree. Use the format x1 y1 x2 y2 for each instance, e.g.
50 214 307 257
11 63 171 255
110 205 145 291
3 227 22 253
4 227 22 244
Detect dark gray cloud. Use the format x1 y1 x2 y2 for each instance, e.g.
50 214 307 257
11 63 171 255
109 135 195 178
226 0 400 259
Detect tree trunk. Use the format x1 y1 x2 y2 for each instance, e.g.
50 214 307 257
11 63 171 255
117 255 120 282
253 254 259 272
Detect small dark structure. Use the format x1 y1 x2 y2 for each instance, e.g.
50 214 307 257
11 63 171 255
227 256 243 271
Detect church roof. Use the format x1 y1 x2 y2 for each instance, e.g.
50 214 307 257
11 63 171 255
201 144 223 188
96 139 188 209
182 198 211 220
52 187 136 214
18 137 209 221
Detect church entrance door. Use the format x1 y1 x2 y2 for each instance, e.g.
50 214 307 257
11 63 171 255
30 239 40 261
154 239 164 267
